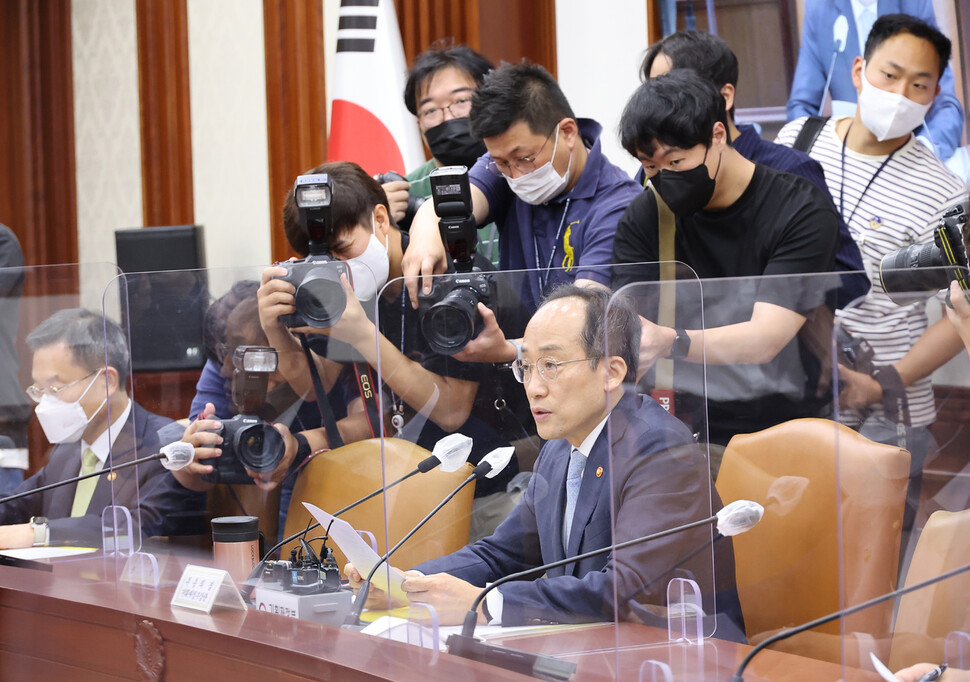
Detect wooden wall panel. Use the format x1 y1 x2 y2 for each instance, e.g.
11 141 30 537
394 0 480 64
477 0 557 77
0 0 78 269
263 0 328 262
394 0 557 77
135 0 194 227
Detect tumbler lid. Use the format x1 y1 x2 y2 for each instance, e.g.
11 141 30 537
211 515 259 542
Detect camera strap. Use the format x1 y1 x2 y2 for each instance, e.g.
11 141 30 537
298 333 344 449
351 361 385 438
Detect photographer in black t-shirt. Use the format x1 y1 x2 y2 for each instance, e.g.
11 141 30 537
612 69 840 446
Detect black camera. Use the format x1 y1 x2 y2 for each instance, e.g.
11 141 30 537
202 346 286 485
375 170 425 231
277 174 349 329
417 166 493 355
879 203 970 306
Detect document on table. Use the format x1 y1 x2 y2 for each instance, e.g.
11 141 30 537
0 546 98 560
303 502 408 603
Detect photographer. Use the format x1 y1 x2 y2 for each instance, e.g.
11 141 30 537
381 44 493 244
257 162 527 538
401 62 641 364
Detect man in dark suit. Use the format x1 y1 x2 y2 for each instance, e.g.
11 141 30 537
0 308 202 548
346 285 742 632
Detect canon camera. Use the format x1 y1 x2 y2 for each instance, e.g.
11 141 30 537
417 166 493 355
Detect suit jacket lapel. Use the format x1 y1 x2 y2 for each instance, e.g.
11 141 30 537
563 396 634 570
46 443 81 518
540 440 571 566
90 409 140 515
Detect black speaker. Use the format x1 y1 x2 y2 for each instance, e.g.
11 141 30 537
115 225 209 371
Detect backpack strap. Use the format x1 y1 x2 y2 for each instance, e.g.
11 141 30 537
792 115 830 154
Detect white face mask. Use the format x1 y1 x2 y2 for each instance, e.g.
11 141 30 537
858 62 932 142
504 124 572 205
34 369 105 444
346 216 390 301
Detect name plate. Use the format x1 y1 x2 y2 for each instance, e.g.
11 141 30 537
171 564 247 613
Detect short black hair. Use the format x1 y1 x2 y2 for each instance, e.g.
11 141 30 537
282 161 390 257
203 280 259 364
470 62 575 140
403 42 494 116
26 309 130 390
864 13 951 79
619 68 726 158
641 30 739 90
540 285 640 385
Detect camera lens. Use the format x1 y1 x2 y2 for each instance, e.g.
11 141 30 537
295 267 346 328
879 242 948 305
233 423 285 473
421 287 482 355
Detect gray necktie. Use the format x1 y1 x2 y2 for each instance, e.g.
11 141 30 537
562 448 586 550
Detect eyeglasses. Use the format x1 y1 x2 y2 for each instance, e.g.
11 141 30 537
511 356 600 384
25 369 99 403
486 125 559 177
417 96 473 127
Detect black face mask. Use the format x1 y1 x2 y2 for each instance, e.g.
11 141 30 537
424 117 487 167
652 151 721 217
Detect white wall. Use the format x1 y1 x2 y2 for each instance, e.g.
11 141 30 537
555 0 648 176
72 0 143 313
187 0 272 284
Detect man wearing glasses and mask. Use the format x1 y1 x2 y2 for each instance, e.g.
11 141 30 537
400 62 641 362
0 309 200 549
345 285 743 635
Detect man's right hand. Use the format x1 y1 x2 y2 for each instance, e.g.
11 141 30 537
381 179 411 225
258 265 297 342
401 200 449 308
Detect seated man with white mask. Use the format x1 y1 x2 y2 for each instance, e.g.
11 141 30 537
0 309 201 549
399 62 641 363
248 162 529 539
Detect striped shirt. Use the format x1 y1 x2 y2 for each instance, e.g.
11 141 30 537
776 116 965 426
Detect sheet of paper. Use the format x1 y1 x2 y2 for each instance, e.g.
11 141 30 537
869 652 898 682
0 546 97 560
303 502 408 603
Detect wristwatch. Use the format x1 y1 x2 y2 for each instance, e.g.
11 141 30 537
667 329 691 360
29 516 49 547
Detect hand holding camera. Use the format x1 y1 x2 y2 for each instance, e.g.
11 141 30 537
192 346 289 487
416 166 495 355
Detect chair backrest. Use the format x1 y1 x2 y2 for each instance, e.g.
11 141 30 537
281 438 474 571
716 418 910 652
890 508 970 670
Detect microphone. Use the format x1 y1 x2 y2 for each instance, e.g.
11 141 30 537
819 15 850 114
240 434 474 599
731 561 970 681
0 441 195 505
346 446 514 624
445 500 764 680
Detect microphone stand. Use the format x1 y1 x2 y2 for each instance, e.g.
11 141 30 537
0 452 165 505
347 469 482 625
457 514 718 639
731 562 970 681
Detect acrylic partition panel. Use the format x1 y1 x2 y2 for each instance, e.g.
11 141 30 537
830 264 970 680
0 263 144 580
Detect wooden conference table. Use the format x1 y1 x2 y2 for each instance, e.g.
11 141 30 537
0 555 880 681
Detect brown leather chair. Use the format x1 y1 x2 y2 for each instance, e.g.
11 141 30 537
715 418 910 663
281 438 475 571
889 508 970 670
